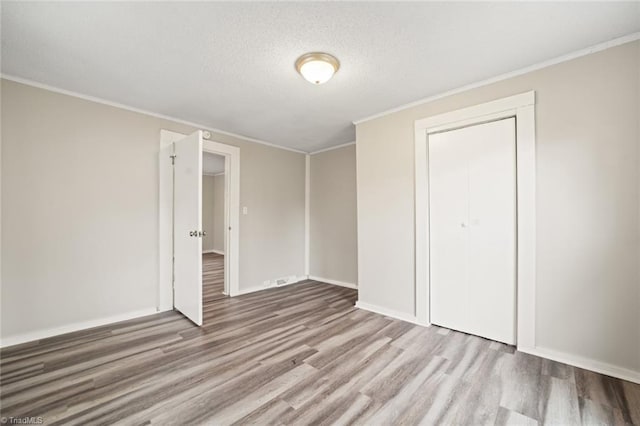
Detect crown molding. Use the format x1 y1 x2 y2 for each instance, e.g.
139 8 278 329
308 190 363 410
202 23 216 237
1 74 308 154
353 32 640 125
309 141 356 155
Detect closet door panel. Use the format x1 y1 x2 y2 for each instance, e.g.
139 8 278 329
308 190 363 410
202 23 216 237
429 118 516 344
428 131 470 333
467 118 517 344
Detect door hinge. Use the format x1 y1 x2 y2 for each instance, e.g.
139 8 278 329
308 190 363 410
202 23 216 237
170 154 177 165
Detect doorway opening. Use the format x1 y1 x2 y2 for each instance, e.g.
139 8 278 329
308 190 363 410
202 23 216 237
159 130 240 327
202 153 228 312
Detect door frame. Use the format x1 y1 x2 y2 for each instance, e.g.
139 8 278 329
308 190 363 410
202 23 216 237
159 129 241 313
414 91 536 351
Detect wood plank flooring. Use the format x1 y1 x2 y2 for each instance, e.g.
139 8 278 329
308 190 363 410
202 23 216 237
203 252 226 302
1 253 639 425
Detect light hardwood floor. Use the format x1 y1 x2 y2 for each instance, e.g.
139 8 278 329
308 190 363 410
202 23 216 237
1 253 639 425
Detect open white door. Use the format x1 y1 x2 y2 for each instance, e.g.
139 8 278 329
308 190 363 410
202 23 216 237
173 130 203 326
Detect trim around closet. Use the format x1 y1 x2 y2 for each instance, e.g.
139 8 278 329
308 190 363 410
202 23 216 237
413 91 536 351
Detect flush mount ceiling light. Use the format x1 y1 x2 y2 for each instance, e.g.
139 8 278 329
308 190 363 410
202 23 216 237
295 52 340 85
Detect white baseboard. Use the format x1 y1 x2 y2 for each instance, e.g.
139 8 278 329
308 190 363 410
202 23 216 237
203 249 224 255
519 346 640 385
308 276 357 289
0 307 162 348
230 276 308 297
355 301 427 326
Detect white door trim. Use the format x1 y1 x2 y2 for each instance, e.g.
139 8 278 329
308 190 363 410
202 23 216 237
159 129 241 312
414 91 536 351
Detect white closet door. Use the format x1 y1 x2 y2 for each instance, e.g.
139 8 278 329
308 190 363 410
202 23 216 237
428 130 470 335
173 131 203 326
429 118 516 344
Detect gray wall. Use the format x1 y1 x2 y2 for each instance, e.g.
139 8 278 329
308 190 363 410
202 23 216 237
1 79 305 342
310 145 358 285
202 173 225 253
202 175 214 251
202 174 225 253
356 40 640 374
212 174 225 253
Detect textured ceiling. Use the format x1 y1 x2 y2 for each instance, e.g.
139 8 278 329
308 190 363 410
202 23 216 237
2 2 639 152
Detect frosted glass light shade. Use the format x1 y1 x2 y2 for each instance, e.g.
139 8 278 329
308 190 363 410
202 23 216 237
295 52 340 85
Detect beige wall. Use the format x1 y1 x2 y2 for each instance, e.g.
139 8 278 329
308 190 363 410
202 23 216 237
202 174 223 253
310 145 358 284
356 41 640 374
203 175 215 251
212 174 225 253
202 173 225 253
1 79 305 342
